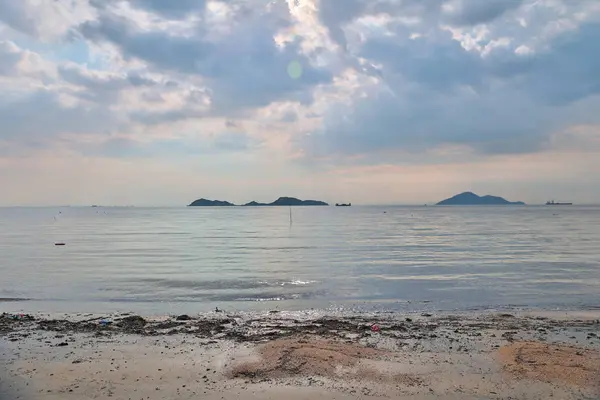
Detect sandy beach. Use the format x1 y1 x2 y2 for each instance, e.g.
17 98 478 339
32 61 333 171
1 311 600 399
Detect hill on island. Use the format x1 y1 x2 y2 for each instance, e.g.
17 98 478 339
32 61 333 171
245 197 328 206
188 199 235 207
188 197 328 207
437 192 525 206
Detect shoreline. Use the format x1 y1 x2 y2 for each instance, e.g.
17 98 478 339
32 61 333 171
2 311 600 399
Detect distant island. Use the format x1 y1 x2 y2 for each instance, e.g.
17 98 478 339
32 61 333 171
188 197 328 207
437 192 525 206
244 197 328 206
188 199 236 207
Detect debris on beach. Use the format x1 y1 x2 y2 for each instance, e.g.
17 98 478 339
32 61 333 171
3 312 600 352
4 313 34 321
117 315 147 333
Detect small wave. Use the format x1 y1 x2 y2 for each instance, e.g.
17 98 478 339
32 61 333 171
257 280 317 286
140 279 273 290
235 297 286 302
287 280 316 286
142 278 318 290
0 297 31 302
232 291 322 302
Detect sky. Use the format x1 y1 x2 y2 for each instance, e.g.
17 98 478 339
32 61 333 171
1 0 600 206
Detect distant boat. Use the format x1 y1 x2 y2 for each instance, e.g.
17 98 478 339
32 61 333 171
335 203 351 207
546 200 573 205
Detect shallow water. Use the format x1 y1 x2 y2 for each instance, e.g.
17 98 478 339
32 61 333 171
1 206 599 314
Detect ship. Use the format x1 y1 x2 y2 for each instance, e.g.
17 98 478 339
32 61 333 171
546 200 573 205
335 203 351 207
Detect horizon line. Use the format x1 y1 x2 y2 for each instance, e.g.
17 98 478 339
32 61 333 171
1 203 599 208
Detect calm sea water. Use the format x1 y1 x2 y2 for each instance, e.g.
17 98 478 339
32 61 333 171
1 206 599 315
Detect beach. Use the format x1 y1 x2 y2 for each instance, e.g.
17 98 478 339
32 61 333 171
2 310 600 399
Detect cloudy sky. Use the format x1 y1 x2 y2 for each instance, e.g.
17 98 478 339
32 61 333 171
1 0 600 206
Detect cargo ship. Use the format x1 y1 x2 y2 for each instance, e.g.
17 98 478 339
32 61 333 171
546 200 573 205
335 203 351 207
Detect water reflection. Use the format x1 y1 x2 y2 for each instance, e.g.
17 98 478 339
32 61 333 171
1 206 599 313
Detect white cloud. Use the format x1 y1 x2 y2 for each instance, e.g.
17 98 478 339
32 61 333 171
0 0 95 39
299 0 600 163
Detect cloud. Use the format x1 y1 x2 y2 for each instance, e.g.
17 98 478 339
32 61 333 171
58 64 156 90
359 30 484 91
299 1 600 162
0 0 94 39
445 0 525 26
74 130 259 159
318 0 525 50
0 0 39 37
78 13 214 74
78 1 332 113
128 107 206 126
0 89 119 142
524 23 600 104
0 40 21 75
318 0 367 49
280 110 298 122
129 0 206 18
302 84 549 160
57 63 162 104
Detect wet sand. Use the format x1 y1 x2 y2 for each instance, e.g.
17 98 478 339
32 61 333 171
1 311 600 399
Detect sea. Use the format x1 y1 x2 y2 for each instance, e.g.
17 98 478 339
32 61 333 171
1 206 599 316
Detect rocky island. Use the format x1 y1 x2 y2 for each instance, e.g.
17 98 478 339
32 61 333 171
437 191 525 205
188 196 328 207
245 197 328 206
188 198 235 207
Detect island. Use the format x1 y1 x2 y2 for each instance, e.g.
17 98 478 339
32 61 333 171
436 192 525 206
188 197 328 207
246 197 328 206
188 198 235 207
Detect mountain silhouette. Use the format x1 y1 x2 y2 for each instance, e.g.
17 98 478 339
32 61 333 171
188 197 328 207
437 192 525 205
